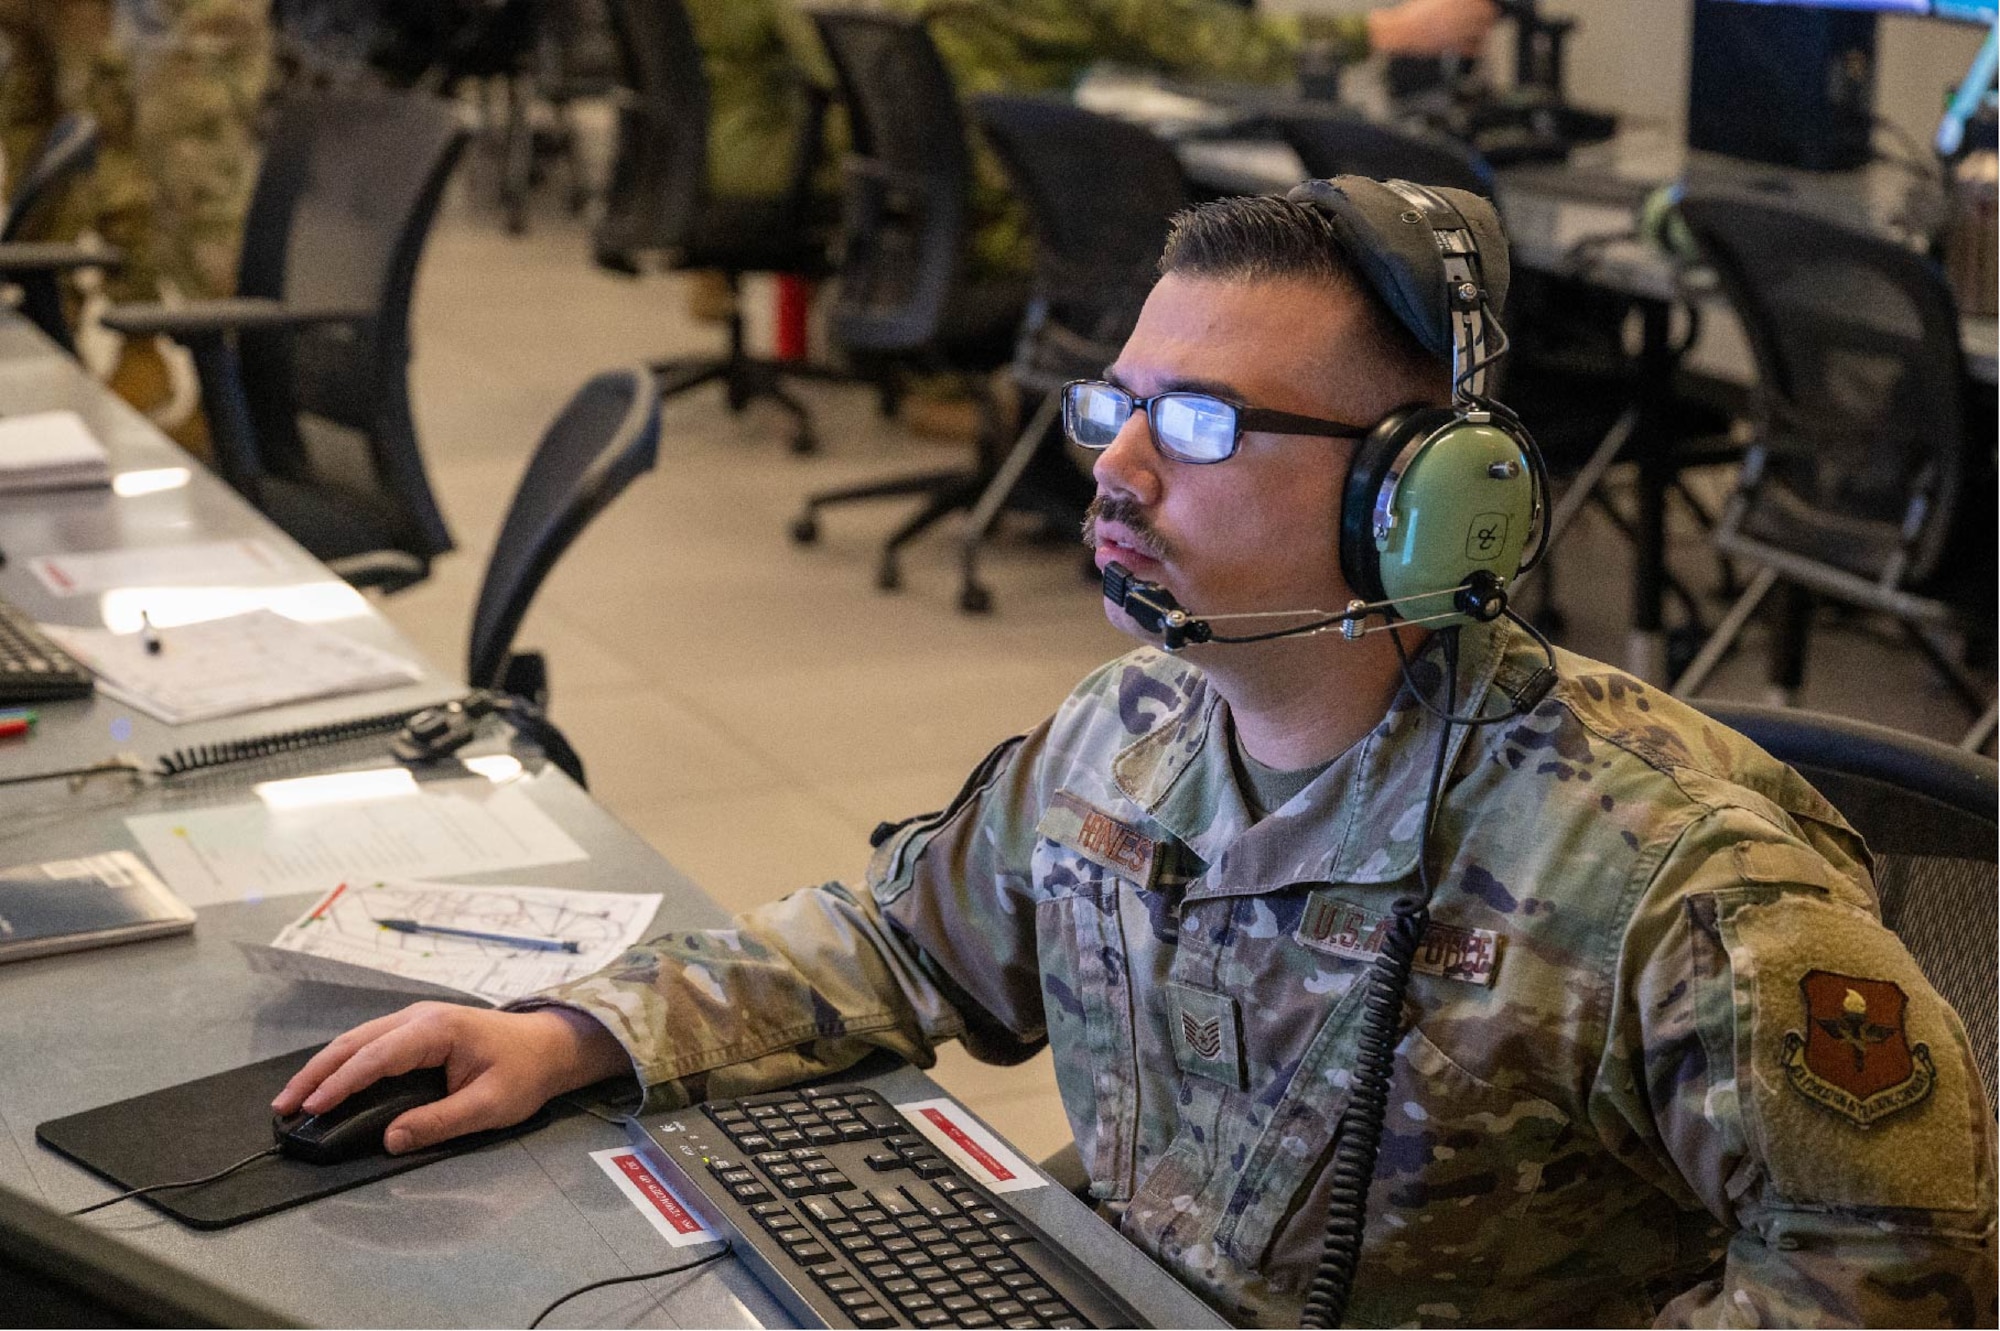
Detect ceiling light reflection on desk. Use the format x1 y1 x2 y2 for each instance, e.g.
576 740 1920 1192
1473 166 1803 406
111 467 193 497
256 766 419 811
98 580 368 632
461 754 523 784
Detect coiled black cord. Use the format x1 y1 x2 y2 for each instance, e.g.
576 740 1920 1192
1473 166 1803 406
1300 628 1464 1328
1299 895 1428 1328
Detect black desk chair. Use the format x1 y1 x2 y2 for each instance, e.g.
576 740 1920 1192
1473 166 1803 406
1269 107 1497 196
1695 700 1998 1104
596 0 843 455
469 364 661 700
787 10 1030 593
951 94 1191 614
0 113 121 353
1669 193 1994 744
101 90 468 595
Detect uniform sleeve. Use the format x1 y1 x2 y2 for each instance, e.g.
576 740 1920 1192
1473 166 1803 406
1595 806 1997 1328
526 725 1055 1112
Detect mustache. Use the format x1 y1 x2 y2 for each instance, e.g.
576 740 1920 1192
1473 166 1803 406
1082 495 1170 562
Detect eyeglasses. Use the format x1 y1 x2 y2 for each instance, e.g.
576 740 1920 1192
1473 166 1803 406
1060 379 1371 465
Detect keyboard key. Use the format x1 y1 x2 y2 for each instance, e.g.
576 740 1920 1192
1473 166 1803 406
821 1275 862 1295
837 1121 876 1141
911 1157 954 1178
824 1220 862 1241
870 1188 919 1218
912 1312 952 1327
851 1308 896 1329
999 1272 1039 1290
1019 1285 1058 1306
970 1283 1008 1303
942 1256 979 1276
988 1223 1031 1245
801 1196 847 1224
804 1124 839 1145
778 1176 818 1197
909 1226 949 1247
987 1256 1024 1275
884 1133 924 1152
969 1207 1006 1227
733 1133 772 1153
848 1247 888 1267
880 1277 918 1298
907 1264 946 1284
880 1236 917 1256
770 1129 805 1147
777 1100 811 1117
864 1261 902 1282
749 1201 791 1225
942 1295 979 1315
989 1299 1026 1319
939 1215 977 1234
857 1104 905 1134
968 1242 1005 1262
728 1182 772 1203
715 1168 754 1186
767 1161 803 1179
864 1151 902 1172
822 1106 857 1123
866 1223 902 1241
770 1225 811 1247
960 1312 997 1327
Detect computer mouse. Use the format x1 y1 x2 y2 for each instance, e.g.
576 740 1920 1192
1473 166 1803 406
271 1065 449 1165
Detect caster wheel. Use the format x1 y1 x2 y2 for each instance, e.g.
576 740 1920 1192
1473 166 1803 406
876 558 901 592
790 514 819 544
959 584 993 615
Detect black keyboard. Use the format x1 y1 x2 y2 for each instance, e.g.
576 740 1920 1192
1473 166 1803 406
0 596 92 702
627 1086 1142 1330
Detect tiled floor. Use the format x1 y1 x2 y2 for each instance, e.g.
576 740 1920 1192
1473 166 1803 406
381 164 1989 1166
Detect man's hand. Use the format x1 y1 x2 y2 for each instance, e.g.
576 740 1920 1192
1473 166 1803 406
270 1004 631 1154
1367 0 1502 58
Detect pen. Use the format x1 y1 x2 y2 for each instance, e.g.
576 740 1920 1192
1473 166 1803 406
139 610 161 655
0 712 33 739
374 918 581 953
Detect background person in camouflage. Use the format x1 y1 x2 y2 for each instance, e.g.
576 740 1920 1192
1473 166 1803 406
273 188 1995 1325
126 0 272 303
0 0 270 434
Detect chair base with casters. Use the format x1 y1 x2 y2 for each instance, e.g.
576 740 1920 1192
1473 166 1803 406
651 272 849 456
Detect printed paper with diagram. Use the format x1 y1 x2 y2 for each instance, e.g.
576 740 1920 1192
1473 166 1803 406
245 877 661 1006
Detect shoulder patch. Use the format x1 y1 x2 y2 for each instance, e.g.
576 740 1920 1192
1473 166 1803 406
1782 971 1935 1126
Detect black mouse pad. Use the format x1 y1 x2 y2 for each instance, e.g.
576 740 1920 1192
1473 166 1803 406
36 1045 561 1230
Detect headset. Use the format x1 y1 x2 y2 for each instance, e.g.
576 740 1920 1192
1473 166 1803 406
1104 175 1552 652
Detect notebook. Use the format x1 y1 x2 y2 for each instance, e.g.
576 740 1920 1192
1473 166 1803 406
0 851 194 964
0 410 112 493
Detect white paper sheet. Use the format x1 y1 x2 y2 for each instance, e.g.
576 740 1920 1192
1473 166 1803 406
29 540 287 596
125 781 589 907
243 876 658 1006
0 409 110 492
43 608 422 724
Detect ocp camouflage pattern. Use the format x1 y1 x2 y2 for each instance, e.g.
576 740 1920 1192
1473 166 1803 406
537 619 1996 1326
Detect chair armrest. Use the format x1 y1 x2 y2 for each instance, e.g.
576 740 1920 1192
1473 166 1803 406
0 241 122 275
326 550 428 594
99 297 372 340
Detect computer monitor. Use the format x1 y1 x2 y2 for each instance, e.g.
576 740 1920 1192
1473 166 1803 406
0 1182 293 1328
1709 0 1995 18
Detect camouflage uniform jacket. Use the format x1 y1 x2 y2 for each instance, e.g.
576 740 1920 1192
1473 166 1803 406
539 619 1997 1327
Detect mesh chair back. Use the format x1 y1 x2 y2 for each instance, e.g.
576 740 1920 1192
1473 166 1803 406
1676 193 1968 589
2 114 98 242
232 90 467 560
595 0 709 259
1697 700 1998 1103
969 95 1190 369
1271 110 1495 197
811 11 970 352
468 367 662 691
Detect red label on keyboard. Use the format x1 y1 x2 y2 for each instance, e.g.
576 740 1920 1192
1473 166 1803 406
915 1107 1015 1182
592 1148 715 1245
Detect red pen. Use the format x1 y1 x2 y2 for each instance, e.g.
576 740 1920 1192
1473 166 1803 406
0 717 32 739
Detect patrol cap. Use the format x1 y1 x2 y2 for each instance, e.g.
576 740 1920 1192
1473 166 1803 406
1286 176 1511 367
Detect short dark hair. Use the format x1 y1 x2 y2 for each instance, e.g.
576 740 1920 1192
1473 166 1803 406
1158 194 1444 398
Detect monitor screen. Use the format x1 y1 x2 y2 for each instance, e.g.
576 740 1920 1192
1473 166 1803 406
1711 0 1996 18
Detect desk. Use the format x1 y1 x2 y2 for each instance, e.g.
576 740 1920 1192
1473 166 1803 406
0 322 1222 1329
1172 121 1998 679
